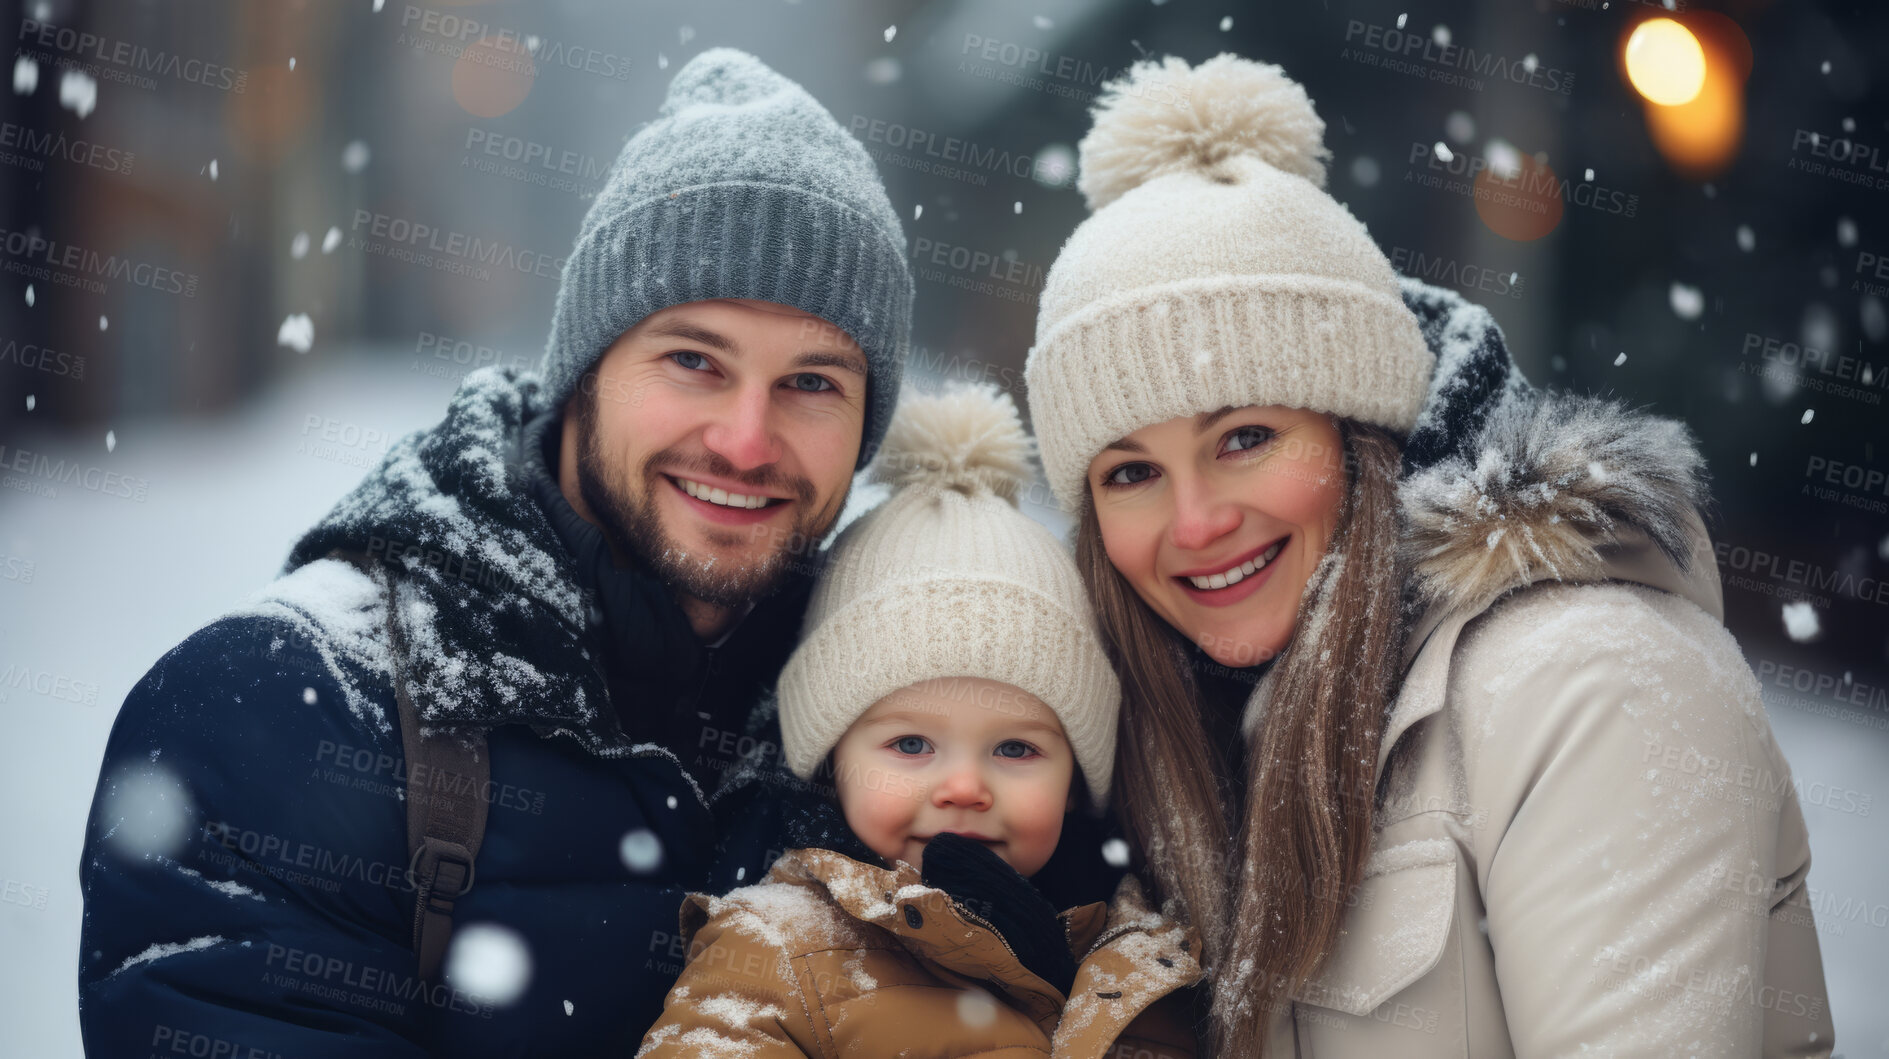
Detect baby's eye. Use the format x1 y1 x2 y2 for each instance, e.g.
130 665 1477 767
994 740 1039 760
1222 424 1274 454
891 736 931 756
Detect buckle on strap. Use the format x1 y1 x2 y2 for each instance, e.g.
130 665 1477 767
408 836 477 899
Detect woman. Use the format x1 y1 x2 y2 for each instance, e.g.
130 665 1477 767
1024 54 1833 1056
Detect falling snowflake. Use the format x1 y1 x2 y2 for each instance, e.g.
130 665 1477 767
1433 142 1455 165
619 829 663 873
98 315 108 331
303 687 318 705
956 988 999 1028
1748 452 1757 467
1445 111 1475 143
373 0 385 11
1101 837 1130 867
1613 351 1628 366
1820 60 1831 75
1012 201 1022 215
100 765 195 859
563 1000 574 1016
883 25 896 43
1396 12 1408 28
277 313 315 354
341 140 370 174
864 57 901 84
677 25 695 45
1031 142 1076 188
59 69 95 118
1219 16 1233 31
446 923 533 1007
1836 217 1857 247
1668 283 1703 320
24 284 33 307
1800 408 1815 425
1351 156 1380 187
287 56 296 71
1432 24 1451 45
913 204 923 220
657 53 668 70
1736 225 1755 252
106 430 116 452
290 232 309 258
322 226 343 254
25 395 35 411
1034 15 1054 29
13 56 38 94
1523 53 1539 73
1780 602 1820 643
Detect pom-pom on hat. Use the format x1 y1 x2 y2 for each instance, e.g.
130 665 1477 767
1026 53 1435 510
776 383 1121 803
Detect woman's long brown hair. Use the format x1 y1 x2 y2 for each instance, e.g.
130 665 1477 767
1075 422 1406 1056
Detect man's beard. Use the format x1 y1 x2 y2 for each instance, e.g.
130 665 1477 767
571 391 846 608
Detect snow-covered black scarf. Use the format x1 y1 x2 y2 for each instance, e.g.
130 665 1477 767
284 367 659 755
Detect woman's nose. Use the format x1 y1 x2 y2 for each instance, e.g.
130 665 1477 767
1166 473 1242 552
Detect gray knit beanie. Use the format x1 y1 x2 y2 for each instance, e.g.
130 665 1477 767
540 48 915 467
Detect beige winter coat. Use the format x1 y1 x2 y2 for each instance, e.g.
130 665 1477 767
637 847 1205 1058
1254 394 1834 1056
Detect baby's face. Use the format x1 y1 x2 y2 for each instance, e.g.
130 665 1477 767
831 677 1075 878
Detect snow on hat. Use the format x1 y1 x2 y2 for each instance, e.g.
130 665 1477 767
1024 53 1435 509
776 383 1121 802
539 48 914 467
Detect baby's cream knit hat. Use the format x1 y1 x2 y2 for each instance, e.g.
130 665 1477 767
777 383 1121 802
1026 53 1435 509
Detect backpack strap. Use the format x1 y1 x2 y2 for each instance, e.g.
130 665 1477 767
326 548 489 981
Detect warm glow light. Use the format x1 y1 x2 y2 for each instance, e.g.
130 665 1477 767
1625 19 1706 105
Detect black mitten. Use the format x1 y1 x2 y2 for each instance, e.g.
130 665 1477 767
920 832 1078 996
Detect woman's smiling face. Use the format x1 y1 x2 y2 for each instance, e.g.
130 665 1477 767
1086 406 1347 668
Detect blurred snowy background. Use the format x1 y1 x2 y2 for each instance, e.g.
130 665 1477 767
2 0 1886 1054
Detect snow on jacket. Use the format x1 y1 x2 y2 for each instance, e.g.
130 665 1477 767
78 366 814 1056
1251 280 1834 1055
637 847 1204 1058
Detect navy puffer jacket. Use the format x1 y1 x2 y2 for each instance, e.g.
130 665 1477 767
79 366 812 1056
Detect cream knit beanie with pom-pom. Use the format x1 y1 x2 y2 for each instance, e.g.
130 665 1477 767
776 383 1121 802
1025 53 1435 510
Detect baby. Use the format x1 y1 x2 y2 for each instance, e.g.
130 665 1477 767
637 385 1202 1058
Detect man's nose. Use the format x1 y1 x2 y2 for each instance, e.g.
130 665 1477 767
701 383 783 471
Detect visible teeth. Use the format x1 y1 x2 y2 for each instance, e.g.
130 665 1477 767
679 478 771 509
1187 541 1285 590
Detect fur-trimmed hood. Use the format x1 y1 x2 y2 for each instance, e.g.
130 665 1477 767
1393 279 1718 636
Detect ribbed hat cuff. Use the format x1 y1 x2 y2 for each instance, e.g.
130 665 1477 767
1029 275 1433 510
777 577 1119 802
540 180 914 467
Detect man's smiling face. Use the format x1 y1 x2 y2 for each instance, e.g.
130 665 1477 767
561 298 868 624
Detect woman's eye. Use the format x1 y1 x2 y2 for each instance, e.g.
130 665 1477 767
891 736 930 756
1102 462 1158 488
1223 424 1274 455
670 350 710 371
788 373 835 393
994 741 1038 760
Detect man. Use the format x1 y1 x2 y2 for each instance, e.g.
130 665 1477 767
77 49 913 1056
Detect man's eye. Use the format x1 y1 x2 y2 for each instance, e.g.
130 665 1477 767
1223 425 1274 454
892 736 930 755
1102 462 1157 488
670 350 710 371
789 373 835 393
994 741 1037 760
